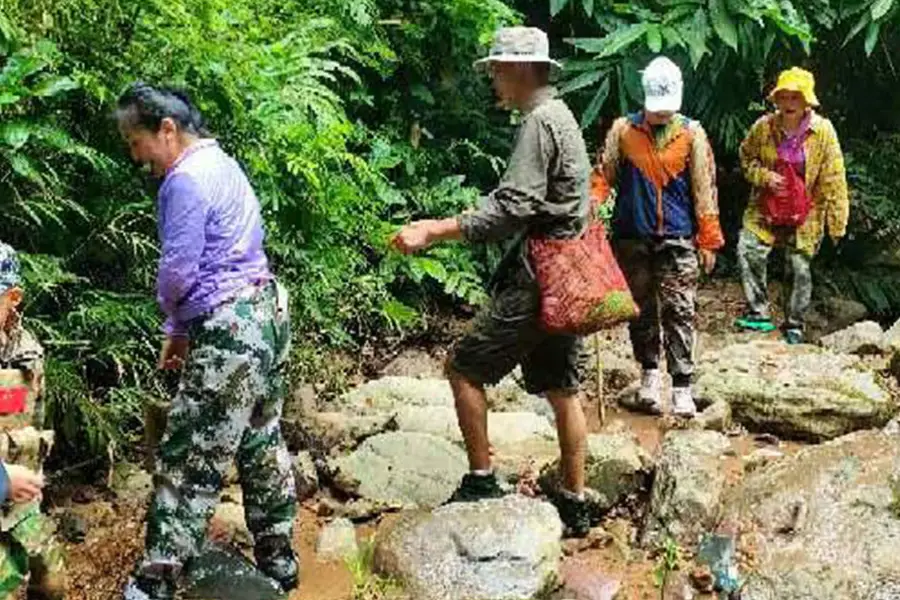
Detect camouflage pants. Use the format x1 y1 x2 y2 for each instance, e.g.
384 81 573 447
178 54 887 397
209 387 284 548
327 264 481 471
126 282 296 598
613 238 698 381
0 503 66 600
737 228 813 328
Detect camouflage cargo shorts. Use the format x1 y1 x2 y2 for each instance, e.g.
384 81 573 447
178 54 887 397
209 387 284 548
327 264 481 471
450 265 581 394
0 502 65 599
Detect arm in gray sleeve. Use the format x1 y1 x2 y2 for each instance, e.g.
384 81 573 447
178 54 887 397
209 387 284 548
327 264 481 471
458 115 553 243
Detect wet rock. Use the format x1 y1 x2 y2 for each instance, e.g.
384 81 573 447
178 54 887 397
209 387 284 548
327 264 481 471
331 432 468 508
722 430 900 600
643 431 730 548
292 451 319 501
819 321 886 355
695 341 895 441
691 401 732 433
181 544 285 600
374 496 562 600
316 518 359 561
540 433 652 515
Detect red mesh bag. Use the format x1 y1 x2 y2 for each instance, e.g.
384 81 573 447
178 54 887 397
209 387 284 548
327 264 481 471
528 171 639 335
762 159 810 228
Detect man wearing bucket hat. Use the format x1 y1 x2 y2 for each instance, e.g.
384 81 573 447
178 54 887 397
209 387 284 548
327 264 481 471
598 56 724 418
0 242 67 599
393 27 594 536
734 67 849 344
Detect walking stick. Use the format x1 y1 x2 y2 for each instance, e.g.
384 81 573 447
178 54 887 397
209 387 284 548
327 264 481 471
595 333 605 425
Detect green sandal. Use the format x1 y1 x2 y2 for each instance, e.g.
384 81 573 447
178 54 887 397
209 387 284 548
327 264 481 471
735 315 778 333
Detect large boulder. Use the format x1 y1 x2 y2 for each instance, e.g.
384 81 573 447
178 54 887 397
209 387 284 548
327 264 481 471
316 517 359 562
374 496 563 600
819 321 886 355
395 406 556 447
642 431 730 548
694 341 896 441
540 433 652 514
722 430 900 600
331 432 468 508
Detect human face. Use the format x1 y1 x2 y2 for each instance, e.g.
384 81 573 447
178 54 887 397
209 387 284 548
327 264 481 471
489 62 521 109
645 111 675 126
119 118 181 178
774 90 808 121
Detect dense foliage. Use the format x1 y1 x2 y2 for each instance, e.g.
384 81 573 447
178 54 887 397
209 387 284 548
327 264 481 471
0 0 897 464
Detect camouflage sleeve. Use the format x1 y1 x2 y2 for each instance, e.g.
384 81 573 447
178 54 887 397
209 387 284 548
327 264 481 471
458 114 553 243
10 329 44 375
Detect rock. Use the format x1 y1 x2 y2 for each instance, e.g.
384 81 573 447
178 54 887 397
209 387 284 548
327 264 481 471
662 572 696 600
694 341 895 441
316 518 359 561
317 496 404 521
292 451 319 501
816 297 870 333
696 533 742 594
884 417 900 436
643 431 730 548
182 544 286 600
722 430 900 600
540 433 652 515
381 349 445 379
395 407 556 446
884 318 900 351
488 377 555 418
493 438 561 487
819 320 886 355
58 510 88 544
691 401 732 433
336 377 455 414
374 495 563 600
555 560 621 600
743 448 785 473
331 432 468 508
208 502 252 548
111 463 153 500
689 565 714 593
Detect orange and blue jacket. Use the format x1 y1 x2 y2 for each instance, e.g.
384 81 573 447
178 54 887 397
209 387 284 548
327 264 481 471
597 112 724 250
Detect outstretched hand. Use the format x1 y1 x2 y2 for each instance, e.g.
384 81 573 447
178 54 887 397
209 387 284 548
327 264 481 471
392 221 435 255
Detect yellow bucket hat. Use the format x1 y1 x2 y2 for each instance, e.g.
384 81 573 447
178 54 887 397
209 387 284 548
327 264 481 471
768 67 820 107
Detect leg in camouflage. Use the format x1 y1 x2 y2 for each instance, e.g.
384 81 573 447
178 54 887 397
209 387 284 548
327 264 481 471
656 239 699 384
737 228 774 320
0 505 66 600
124 282 296 600
784 247 813 330
613 240 662 370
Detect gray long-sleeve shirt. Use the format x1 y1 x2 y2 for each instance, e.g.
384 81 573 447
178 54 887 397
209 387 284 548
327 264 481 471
458 87 590 284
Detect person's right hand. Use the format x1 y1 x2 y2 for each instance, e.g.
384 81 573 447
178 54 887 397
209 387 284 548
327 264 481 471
6 464 44 503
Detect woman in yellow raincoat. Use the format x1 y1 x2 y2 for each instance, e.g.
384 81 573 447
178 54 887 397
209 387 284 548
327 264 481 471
734 67 850 344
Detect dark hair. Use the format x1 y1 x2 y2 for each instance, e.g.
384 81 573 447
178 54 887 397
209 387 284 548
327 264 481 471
116 82 210 136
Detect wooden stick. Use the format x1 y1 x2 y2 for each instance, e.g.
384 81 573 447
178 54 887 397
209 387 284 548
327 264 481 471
595 333 605 425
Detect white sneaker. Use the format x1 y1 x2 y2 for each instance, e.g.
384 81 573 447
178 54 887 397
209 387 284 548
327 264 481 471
637 369 663 414
671 387 697 418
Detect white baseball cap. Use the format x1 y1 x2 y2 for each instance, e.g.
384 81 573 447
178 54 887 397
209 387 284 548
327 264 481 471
642 56 683 113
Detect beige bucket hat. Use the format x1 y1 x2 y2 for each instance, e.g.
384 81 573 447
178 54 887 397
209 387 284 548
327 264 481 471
474 27 562 71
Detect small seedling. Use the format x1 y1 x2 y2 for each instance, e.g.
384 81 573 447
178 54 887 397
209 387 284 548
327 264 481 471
652 536 682 600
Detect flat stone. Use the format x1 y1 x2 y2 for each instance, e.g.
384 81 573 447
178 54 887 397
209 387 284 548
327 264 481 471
374 496 563 600
331 432 468 508
695 341 896 441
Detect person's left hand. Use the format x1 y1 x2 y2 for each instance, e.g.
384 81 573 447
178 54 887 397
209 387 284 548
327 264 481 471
159 336 190 370
392 221 435 255
699 248 717 275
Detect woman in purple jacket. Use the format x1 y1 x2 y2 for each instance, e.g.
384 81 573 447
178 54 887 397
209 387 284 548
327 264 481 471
116 84 298 600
